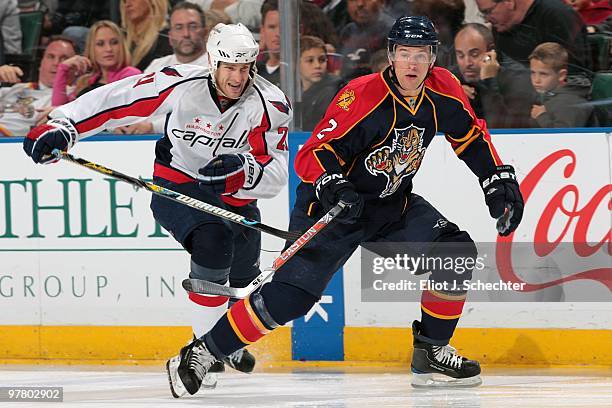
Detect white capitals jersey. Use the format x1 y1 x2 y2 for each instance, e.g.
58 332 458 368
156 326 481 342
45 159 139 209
49 64 292 206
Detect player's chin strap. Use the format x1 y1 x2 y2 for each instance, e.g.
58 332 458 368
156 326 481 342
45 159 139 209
182 201 347 299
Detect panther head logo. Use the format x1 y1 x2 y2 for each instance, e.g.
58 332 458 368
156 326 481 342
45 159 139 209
365 124 426 198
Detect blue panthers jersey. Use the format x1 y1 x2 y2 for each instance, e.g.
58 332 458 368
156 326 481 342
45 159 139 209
294 66 503 221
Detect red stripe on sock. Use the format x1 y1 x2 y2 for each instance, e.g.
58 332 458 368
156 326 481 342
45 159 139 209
228 299 267 343
421 290 465 318
188 291 228 307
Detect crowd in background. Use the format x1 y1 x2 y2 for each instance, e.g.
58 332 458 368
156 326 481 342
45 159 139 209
1 0 612 137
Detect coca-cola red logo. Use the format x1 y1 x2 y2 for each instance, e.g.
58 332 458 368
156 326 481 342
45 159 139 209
496 149 611 292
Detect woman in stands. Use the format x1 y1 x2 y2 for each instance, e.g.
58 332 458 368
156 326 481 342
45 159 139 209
121 0 172 71
51 20 141 105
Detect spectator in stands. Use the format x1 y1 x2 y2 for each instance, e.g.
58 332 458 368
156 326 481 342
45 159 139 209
529 42 592 127
255 0 338 88
51 20 141 106
475 0 591 82
117 2 209 135
384 0 413 18
45 1 111 53
0 0 22 55
145 2 209 73
257 0 281 86
317 0 350 32
0 36 76 136
189 0 264 33
300 1 338 49
338 0 394 80
121 0 173 71
204 8 232 29
564 0 612 25
464 0 488 24
412 0 466 69
453 23 533 127
299 35 343 130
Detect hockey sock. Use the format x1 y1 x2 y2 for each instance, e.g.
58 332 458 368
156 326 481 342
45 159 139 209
187 224 233 337
420 289 466 343
203 282 317 358
203 293 277 359
189 291 229 338
189 261 231 337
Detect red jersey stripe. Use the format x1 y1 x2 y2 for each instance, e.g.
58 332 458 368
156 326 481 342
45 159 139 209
75 87 174 134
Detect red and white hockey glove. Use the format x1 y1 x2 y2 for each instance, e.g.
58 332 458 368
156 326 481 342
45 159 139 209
23 118 78 164
198 153 260 195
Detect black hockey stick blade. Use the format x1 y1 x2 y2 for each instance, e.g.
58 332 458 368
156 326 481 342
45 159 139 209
182 268 275 298
51 150 302 241
182 278 237 298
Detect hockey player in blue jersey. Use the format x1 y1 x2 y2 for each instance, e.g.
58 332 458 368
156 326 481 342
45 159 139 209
156 15 524 393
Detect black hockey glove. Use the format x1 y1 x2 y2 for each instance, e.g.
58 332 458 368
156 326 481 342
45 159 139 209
479 165 524 236
23 118 78 164
315 172 363 224
198 153 259 195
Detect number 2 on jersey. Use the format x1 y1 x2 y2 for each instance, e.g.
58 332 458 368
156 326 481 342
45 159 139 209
316 119 337 139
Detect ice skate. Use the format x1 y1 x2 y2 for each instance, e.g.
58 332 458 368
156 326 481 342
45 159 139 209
208 348 256 373
224 348 256 373
208 360 226 373
166 338 218 398
410 321 482 388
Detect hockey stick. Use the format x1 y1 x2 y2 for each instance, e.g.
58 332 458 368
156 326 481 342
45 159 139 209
182 201 346 298
50 150 302 241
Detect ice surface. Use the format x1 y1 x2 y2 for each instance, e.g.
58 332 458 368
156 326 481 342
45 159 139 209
0 365 610 407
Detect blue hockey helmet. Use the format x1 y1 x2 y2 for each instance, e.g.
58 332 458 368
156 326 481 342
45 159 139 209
387 16 439 62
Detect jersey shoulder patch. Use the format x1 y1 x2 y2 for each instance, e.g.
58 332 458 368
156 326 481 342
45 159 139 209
329 73 388 118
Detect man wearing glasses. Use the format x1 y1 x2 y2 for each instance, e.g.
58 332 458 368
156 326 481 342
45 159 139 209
145 2 210 74
118 2 210 134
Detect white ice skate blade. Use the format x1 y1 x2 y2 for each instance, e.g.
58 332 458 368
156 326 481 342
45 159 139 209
411 372 483 388
166 357 188 398
200 373 218 390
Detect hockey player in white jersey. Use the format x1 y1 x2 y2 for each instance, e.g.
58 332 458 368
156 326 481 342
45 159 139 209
22 23 293 398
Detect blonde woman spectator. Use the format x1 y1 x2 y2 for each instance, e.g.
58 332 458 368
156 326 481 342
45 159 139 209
121 0 173 71
51 20 141 106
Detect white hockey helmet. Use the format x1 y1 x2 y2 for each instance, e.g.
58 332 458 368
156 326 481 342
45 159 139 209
207 23 259 75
